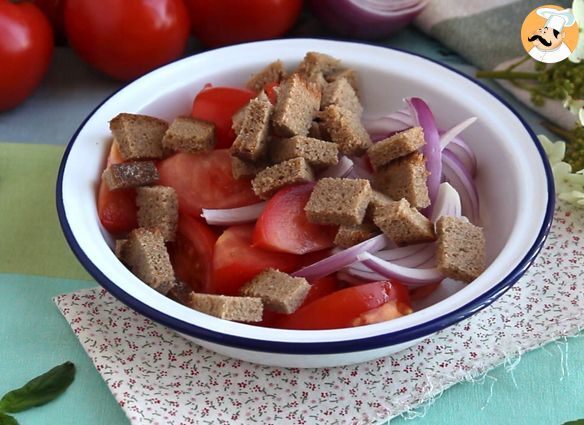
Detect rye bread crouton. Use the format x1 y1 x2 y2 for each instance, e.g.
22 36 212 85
436 216 486 283
319 105 371 156
367 127 425 170
245 60 287 92
110 113 168 160
334 222 380 248
189 293 263 322
231 95 274 161
305 178 372 226
252 157 314 199
102 161 159 190
114 239 128 259
231 92 269 135
321 78 363 117
366 190 394 219
372 198 436 246
231 156 268 179
167 281 194 306
162 116 215 154
241 269 310 314
122 228 175 294
272 74 321 137
136 186 178 242
325 68 359 93
269 136 339 168
296 52 342 79
374 152 430 209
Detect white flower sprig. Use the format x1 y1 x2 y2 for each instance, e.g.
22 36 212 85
540 135 584 206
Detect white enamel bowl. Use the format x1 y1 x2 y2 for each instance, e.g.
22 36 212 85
57 39 554 368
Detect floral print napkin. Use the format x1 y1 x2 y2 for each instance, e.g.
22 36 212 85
54 201 583 425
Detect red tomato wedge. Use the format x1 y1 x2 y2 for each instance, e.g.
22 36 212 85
259 275 339 327
97 141 138 234
191 86 255 149
157 150 259 216
264 81 279 104
253 183 337 255
212 224 300 296
169 214 218 293
275 280 411 330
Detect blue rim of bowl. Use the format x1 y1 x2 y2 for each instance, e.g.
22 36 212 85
56 40 555 355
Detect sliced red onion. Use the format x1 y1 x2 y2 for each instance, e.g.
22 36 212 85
357 252 443 287
442 150 480 223
201 202 266 225
439 117 477 150
348 155 373 180
292 234 388 280
431 182 462 222
345 265 387 282
308 0 427 40
351 242 435 269
363 108 413 141
319 156 354 179
444 137 477 177
406 98 442 215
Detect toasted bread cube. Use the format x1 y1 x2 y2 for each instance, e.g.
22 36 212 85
114 239 128 259
319 105 371 156
305 178 372 226
252 157 314 200
102 161 159 190
246 60 287 92
374 152 430 209
366 190 394 218
270 136 339 169
436 216 486 283
122 228 175 294
110 113 168 160
136 186 178 242
296 52 342 79
231 92 269 135
231 156 268 179
241 269 310 314
325 68 359 93
162 116 215 154
272 74 321 137
367 127 425 170
231 95 274 161
321 78 363 117
167 281 194 306
189 293 263 322
334 222 380 248
372 198 436 246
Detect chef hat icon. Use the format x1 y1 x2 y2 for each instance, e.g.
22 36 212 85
536 7 576 32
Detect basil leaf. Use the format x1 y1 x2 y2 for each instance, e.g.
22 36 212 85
0 362 75 413
0 413 18 425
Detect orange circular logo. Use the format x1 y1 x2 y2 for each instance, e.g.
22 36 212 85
521 5 579 63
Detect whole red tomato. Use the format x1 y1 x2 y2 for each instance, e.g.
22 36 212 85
0 1 53 111
185 0 302 47
64 0 190 81
31 0 65 43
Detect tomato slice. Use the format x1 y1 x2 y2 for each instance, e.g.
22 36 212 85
264 81 278 104
191 86 255 149
157 149 260 216
97 141 138 234
169 214 217 293
275 280 411 330
253 183 337 255
258 275 339 327
212 224 300 295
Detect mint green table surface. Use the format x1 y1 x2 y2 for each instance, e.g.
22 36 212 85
0 28 582 425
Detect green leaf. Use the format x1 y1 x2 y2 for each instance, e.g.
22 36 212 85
0 412 18 425
564 420 584 425
0 362 75 413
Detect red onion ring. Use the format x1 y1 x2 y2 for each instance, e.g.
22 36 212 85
439 117 477 150
357 252 443 287
319 156 354 179
441 150 480 223
444 137 477 178
431 182 462 222
201 202 266 225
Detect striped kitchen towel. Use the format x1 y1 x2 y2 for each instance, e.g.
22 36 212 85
415 0 576 129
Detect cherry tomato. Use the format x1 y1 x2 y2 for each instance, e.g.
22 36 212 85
264 82 279 105
184 0 302 47
169 214 217 293
64 0 190 81
157 150 260 216
31 0 65 43
0 0 53 111
97 142 138 235
275 280 411 330
212 224 300 296
191 86 255 149
253 183 337 255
